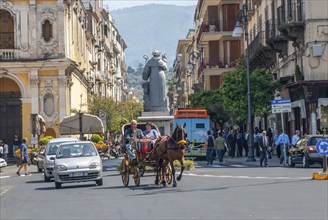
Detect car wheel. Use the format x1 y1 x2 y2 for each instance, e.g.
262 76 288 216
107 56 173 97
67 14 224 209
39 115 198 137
44 173 51 182
96 179 103 186
302 155 310 168
55 182 61 189
287 155 295 167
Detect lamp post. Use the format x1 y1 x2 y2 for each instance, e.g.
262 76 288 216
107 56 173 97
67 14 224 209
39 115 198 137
232 1 256 162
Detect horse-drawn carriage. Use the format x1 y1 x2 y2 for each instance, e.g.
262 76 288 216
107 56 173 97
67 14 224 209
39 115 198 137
120 122 188 187
120 122 172 187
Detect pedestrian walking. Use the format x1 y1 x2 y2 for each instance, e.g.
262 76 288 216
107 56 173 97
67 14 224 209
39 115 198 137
275 130 290 166
215 133 228 164
291 130 301 146
4 141 8 162
254 127 260 157
16 138 29 176
227 129 236 158
205 130 215 165
0 142 3 159
12 133 20 156
258 130 270 167
266 128 273 159
236 132 244 157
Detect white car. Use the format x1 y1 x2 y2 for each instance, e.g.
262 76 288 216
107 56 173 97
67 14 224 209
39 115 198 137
36 137 78 182
0 158 7 168
52 141 103 189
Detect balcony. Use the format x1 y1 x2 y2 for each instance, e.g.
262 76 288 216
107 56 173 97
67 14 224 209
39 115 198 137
196 21 235 44
248 31 276 71
0 49 16 60
265 19 288 58
277 2 304 47
253 0 262 6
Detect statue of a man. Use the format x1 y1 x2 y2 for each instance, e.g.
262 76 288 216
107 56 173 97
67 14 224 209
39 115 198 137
142 50 169 112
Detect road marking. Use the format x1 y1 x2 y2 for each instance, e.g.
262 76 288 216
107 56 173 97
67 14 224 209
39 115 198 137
230 164 247 168
0 175 10 179
0 185 13 197
184 173 309 180
105 167 117 171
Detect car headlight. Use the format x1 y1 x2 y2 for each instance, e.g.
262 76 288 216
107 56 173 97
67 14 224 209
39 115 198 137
46 160 54 166
56 165 67 171
89 162 99 169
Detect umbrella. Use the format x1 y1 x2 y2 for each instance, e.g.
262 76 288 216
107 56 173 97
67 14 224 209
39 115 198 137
59 112 104 137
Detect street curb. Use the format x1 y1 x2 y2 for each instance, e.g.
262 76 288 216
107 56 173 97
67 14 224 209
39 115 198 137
312 172 328 180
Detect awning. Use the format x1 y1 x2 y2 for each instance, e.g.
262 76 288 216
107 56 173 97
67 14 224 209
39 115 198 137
59 113 104 135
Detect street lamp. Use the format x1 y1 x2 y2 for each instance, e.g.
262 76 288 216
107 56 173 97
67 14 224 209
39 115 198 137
232 1 256 162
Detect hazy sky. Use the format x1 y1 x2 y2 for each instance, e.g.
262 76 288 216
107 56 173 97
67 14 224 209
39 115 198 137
103 0 197 11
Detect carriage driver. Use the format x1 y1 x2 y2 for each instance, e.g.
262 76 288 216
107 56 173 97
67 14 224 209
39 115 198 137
124 120 145 161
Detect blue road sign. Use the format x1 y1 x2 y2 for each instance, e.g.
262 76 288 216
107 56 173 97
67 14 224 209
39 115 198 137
316 139 328 156
271 99 291 104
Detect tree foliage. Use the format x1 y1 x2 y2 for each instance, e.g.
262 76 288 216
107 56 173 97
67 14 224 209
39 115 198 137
188 90 230 127
88 96 143 133
219 67 280 121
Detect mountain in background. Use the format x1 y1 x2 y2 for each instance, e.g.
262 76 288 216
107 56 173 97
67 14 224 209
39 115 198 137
110 4 195 69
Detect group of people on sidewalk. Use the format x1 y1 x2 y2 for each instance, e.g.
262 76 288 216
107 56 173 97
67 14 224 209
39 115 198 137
205 127 301 167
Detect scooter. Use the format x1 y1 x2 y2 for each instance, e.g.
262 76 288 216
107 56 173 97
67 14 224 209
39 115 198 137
110 141 122 159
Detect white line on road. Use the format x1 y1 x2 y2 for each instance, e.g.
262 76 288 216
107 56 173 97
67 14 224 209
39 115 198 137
184 173 310 180
0 176 10 179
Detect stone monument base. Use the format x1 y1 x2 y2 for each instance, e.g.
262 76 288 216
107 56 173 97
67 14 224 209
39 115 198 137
138 111 174 136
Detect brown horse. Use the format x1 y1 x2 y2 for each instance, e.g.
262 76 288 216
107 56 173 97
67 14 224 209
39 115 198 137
154 123 187 187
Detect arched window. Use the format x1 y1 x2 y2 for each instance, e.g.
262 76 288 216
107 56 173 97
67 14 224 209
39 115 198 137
0 9 14 49
42 19 53 42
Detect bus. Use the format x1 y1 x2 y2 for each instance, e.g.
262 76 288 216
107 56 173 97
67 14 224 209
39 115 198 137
173 108 210 159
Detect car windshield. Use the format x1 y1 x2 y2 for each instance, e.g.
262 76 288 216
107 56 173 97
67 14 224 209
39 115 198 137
46 143 61 155
309 137 323 146
56 143 97 158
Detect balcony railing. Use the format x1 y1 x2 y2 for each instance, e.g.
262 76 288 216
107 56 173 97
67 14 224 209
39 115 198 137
201 56 240 69
248 31 266 58
196 21 235 44
0 49 16 60
265 19 284 41
277 2 303 27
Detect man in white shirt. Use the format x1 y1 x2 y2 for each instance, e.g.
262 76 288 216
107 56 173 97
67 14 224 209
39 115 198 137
292 130 301 145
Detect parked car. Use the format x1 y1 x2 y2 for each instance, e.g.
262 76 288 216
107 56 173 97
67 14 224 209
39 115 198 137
36 137 78 182
288 135 327 168
0 158 7 168
52 141 103 189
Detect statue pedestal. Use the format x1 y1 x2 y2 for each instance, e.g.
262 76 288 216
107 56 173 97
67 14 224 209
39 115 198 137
138 111 174 135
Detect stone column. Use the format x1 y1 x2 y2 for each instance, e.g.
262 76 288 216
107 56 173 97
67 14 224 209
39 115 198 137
30 70 39 114
58 70 67 121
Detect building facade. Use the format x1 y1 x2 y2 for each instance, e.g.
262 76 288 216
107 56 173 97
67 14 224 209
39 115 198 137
172 0 243 110
245 0 328 135
0 0 127 153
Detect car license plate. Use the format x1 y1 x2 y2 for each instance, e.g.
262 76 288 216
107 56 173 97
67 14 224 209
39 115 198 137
70 172 84 177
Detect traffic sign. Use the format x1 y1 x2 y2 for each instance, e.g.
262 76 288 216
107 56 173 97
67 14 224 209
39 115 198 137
316 139 328 156
271 99 291 113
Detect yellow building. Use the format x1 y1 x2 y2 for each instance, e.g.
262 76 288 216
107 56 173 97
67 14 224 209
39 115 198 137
0 0 127 154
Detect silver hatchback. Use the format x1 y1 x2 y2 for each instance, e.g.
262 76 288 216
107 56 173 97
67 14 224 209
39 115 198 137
53 141 103 189
37 137 78 182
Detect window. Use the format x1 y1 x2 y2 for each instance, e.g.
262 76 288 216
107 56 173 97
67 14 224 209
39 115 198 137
196 123 205 129
43 93 54 117
42 19 53 42
0 9 14 49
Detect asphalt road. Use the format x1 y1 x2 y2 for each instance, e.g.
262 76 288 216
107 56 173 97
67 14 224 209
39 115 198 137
0 158 327 220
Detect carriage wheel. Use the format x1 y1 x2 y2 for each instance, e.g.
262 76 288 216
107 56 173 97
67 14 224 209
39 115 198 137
133 167 140 187
165 164 173 185
121 160 129 187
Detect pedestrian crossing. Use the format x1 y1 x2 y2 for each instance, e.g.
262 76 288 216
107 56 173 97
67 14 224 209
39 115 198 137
184 173 309 180
195 164 248 168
